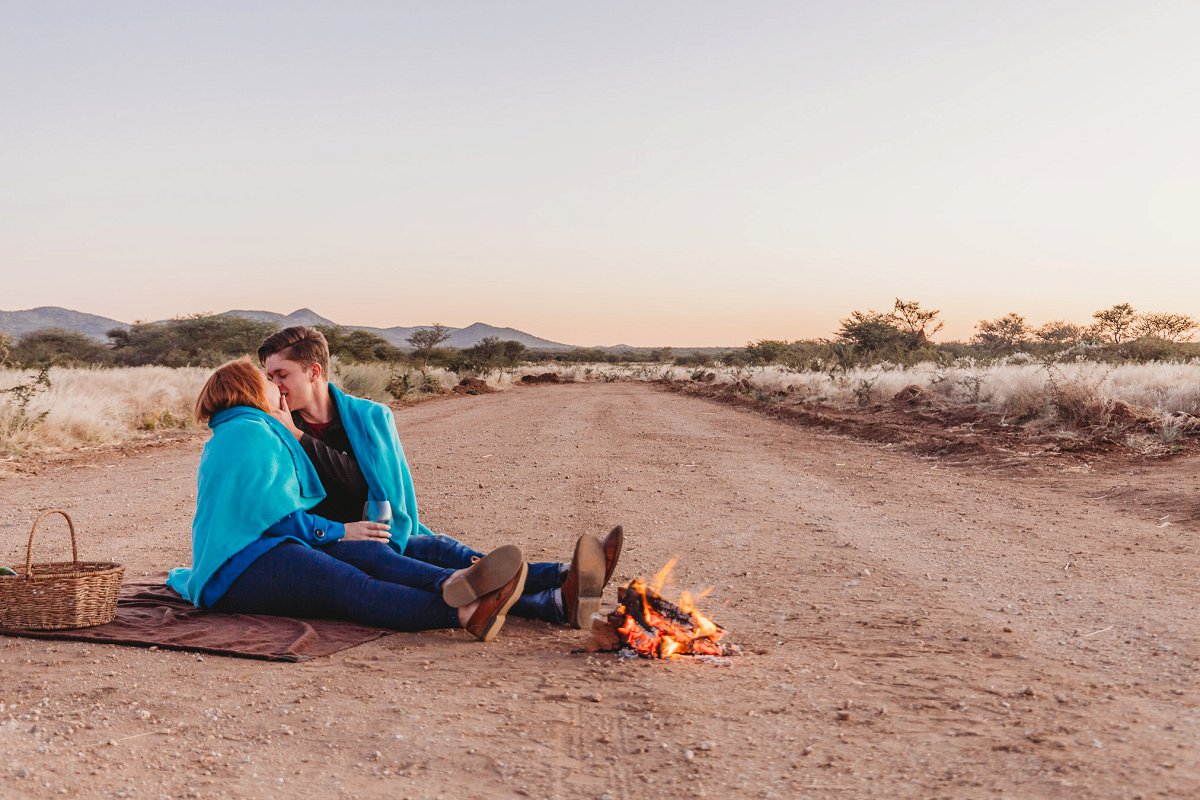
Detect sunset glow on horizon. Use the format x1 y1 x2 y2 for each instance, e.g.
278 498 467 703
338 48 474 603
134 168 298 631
4 2 1198 347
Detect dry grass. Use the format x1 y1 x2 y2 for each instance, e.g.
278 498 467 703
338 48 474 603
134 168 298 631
0 366 207 455
510 360 1200 441
568 360 1200 413
5 359 1198 454
0 363 518 454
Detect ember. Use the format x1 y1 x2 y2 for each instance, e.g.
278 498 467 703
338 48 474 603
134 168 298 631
595 559 740 659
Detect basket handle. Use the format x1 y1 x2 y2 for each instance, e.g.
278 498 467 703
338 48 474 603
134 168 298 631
25 509 79 579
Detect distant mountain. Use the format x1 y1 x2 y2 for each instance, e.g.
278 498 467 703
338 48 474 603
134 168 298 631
340 324 454 349
218 311 572 350
219 308 337 328
442 322 570 350
0 307 128 341
0 306 575 350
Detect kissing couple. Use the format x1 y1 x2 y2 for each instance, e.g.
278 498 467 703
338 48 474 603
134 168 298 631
169 326 623 641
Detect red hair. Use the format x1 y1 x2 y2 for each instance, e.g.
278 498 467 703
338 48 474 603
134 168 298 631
194 358 271 424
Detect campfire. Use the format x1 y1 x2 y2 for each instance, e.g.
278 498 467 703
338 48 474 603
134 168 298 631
586 559 740 659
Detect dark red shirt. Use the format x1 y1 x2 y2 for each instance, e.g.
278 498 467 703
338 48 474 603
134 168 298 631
291 407 369 524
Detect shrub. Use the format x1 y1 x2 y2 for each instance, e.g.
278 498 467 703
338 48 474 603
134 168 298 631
836 311 910 355
674 352 714 367
1111 336 1182 363
1044 365 1114 428
12 328 112 367
109 315 280 367
0 365 52 453
316 325 405 363
452 337 528 370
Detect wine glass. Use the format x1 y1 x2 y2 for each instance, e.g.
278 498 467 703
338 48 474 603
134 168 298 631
363 500 393 524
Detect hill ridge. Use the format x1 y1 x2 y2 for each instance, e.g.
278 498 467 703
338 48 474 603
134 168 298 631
0 306 574 351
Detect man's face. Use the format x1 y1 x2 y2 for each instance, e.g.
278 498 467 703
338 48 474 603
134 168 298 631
263 353 321 411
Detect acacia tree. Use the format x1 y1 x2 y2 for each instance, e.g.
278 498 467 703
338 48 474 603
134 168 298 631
1133 312 1198 342
836 298 942 357
890 298 943 344
407 323 452 369
1090 303 1138 344
973 313 1030 353
0 332 11 365
743 339 791 364
836 311 908 354
1034 320 1084 347
108 315 280 367
316 325 402 362
457 336 527 370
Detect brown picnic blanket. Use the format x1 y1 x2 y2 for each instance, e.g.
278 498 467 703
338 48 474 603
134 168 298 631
0 577 393 661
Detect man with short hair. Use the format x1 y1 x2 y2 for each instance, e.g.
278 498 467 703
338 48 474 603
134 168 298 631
258 326 623 628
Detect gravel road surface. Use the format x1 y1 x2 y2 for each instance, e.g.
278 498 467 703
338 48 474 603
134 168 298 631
1 382 1196 799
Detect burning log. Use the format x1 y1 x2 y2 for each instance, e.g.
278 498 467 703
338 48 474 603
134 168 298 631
588 574 741 659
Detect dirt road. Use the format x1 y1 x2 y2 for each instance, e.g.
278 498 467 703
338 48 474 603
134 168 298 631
1 382 1196 799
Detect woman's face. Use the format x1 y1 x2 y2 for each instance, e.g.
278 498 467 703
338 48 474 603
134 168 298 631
261 373 281 410
263 354 319 411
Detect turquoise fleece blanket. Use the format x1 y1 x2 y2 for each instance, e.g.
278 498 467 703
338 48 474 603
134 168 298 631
329 383 435 552
166 407 325 604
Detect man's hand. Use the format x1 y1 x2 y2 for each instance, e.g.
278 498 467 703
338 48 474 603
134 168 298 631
343 521 392 542
270 394 304 441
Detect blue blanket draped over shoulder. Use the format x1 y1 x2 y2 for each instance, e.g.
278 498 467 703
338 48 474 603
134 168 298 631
167 406 325 604
168 386 432 605
330 383 435 552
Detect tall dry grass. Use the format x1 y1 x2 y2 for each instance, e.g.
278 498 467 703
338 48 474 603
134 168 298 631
503 360 1200 436
0 366 208 454
4 359 1197 454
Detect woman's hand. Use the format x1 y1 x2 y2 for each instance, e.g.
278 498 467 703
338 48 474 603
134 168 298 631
270 395 304 441
343 521 392 542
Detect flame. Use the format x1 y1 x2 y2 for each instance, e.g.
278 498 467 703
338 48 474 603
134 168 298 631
660 637 682 659
609 563 733 660
649 557 678 594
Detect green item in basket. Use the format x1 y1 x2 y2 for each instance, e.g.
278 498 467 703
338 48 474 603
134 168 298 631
0 567 17 576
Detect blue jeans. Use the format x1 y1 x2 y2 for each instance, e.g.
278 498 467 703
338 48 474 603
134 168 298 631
217 535 568 627
399 534 567 624
213 542 460 631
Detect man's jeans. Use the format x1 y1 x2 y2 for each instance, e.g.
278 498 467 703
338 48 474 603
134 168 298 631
406 534 567 624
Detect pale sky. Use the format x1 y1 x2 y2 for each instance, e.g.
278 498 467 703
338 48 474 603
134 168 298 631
3 1 1197 346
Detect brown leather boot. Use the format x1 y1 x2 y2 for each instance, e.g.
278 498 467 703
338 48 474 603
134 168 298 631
600 525 623 587
561 534 605 629
465 562 528 642
441 544 524 608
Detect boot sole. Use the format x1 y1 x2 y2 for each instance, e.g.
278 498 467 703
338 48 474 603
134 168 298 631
443 544 524 608
476 563 528 642
568 535 606 629
601 525 624 587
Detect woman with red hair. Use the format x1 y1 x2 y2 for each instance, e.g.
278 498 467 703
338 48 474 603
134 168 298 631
167 358 527 641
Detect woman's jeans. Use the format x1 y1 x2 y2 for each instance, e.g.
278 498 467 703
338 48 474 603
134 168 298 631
213 542 460 631
215 535 567 628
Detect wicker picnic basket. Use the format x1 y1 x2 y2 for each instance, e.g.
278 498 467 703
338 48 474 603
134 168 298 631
0 510 124 630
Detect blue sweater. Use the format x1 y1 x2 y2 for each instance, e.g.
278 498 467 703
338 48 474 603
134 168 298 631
167 406 328 606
